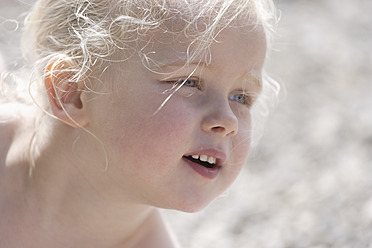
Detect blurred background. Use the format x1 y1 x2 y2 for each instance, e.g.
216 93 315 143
1 0 372 247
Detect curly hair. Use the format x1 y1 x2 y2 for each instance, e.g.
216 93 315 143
1 0 279 173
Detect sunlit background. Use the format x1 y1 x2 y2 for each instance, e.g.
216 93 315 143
1 0 372 247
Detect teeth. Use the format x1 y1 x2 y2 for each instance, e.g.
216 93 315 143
200 155 208 162
190 154 217 165
208 156 216 164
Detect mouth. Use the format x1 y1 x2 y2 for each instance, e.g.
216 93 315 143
183 155 217 169
182 149 226 179
182 153 223 180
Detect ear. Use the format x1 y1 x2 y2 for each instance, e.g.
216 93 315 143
44 55 89 128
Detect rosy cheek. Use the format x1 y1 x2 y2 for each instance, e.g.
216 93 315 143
115 105 192 159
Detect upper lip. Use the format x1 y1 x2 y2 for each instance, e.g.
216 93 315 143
183 148 227 166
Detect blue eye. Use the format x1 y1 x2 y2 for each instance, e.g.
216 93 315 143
180 79 198 87
229 93 252 107
166 78 201 89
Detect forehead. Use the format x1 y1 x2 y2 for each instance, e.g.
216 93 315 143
117 0 264 62
109 0 267 71
139 23 267 74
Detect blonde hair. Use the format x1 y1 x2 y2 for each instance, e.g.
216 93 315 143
2 0 278 172
19 0 277 100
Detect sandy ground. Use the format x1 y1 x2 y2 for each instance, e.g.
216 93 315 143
1 0 372 247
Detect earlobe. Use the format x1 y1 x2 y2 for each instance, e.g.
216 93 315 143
44 55 89 128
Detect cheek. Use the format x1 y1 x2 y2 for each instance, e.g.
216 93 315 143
216 124 251 200
232 118 252 168
110 99 195 168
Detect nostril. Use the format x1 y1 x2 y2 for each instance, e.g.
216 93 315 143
201 109 238 137
211 126 225 133
211 126 236 136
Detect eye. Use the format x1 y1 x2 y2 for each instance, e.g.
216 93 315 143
165 78 201 90
182 79 198 87
229 93 253 108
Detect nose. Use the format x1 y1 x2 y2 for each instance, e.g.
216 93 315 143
201 103 238 137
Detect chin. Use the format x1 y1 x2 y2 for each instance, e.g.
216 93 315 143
158 196 215 213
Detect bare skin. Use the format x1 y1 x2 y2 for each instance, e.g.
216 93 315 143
0 102 180 248
0 21 266 248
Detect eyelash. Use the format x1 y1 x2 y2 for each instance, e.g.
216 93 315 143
167 78 201 89
229 93 253 108
164 78 253 108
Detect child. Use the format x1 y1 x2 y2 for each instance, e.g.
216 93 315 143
0 0 277 247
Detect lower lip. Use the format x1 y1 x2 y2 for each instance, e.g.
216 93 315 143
182 157 221 180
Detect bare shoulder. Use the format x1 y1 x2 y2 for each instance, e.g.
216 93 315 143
0 100 21 128
0 100 23 162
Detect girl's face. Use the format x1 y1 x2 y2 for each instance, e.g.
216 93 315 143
83 24 267 212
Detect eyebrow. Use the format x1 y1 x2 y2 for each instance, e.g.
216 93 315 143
247 70 263 90
147 54 263 89
156 58 207 69
143 50 205 69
